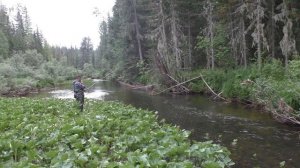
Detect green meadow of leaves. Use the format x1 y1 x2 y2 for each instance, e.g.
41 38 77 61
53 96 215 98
0 98 234 167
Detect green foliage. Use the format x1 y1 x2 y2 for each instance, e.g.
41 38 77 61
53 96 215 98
23 50 44 68
213 24 232 67
0 63 16 78
261 59 285 80
0 98 234 167
0 29 9 60
196 23 232 68
280 161 286 168
7 53 25 72
287 60 300 80
0 76 9 92
36 78 54 89
0 49 79 93
196 36 210 50
83 63 94 77
222 78 251 99
136 61 152 84
79 37 93 69
187 69 226 93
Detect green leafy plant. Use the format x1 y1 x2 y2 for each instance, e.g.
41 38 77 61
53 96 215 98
0 98 234 167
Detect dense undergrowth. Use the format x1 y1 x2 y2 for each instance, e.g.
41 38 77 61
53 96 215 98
185 60 300 124
0 50 74 94
0 50 100 95
0 98 234 167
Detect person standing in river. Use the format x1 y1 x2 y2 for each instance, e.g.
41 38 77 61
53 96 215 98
73 76 86 112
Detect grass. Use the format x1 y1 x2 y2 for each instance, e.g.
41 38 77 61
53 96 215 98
0 98 233 167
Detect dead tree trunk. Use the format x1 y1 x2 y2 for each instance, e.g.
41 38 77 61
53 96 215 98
208 0 215 69
270 0 275 59
131 0 143 61
275 0 298 70
256 0 262 70
234 0 248 68
241 16 247 68
229 13 238 66
188 12 192 68
204 0 215 69
159 0 169 67
170 0 182 69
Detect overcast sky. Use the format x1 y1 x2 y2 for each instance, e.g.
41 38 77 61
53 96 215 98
0 0 115 47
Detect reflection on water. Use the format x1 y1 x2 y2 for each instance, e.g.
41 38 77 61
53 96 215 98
92 79 107 82
85 90 108 99
49 89 108 100
47 79 109 100
49 90 74 99
39 80 300 168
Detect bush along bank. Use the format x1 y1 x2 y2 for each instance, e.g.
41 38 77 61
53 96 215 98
0 53 77 96
0 98 234 167
0 49 101 97
185 60 300 125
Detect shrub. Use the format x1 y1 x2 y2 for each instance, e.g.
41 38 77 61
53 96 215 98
0 30 9 60
0 76 9 92
261 59 285 80
83 63 94 77
0 63 16 78
36 78 55 89
42 61 57 78
287 60 300 80
23 50 44 68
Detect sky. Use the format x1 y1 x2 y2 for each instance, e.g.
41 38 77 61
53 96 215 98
0 0 115 47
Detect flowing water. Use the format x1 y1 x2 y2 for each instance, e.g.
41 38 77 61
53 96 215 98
34 80 300 168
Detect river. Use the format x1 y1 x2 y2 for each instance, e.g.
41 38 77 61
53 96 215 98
34 79 300 168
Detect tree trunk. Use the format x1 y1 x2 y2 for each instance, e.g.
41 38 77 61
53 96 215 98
206 48 210 69
241 16 247 68
270 0 275 58
131 0 143 62
159 0 169 66
278 0 298 70
229 13 238 67
170 0 181 69
257 0 262 71
208 0 215 69
188 12 192 68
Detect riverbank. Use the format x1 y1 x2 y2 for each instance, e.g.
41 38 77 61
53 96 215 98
126 61 300 125
183 61 300 125
0 77 57 97
118 62 299 126
0 98 233 167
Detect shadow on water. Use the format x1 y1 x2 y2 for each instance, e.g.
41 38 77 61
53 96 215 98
37 80 300 168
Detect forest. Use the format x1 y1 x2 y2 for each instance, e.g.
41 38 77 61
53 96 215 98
97 1 298 165
100 0 298 125
0 1 300 119
97 0 300 125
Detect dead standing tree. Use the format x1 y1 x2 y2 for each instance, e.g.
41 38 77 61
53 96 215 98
203 0 215 69
251 0 269 70
230 0 248 68
170 0 183 70
152 0 189 93
131 0 144 62
274 0 298 70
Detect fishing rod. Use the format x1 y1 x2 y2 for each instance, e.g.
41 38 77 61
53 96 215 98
85 82 96 92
